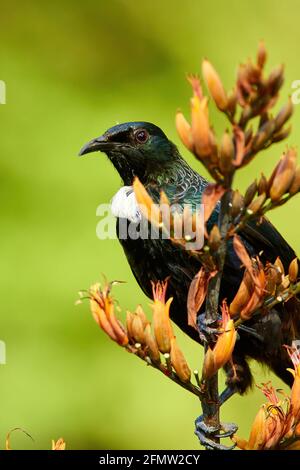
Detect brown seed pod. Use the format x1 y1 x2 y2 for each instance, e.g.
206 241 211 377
208 225 221 251
289 258 299 283
269 149 297 202
289 167 300 195
272 124 292 143
247 193 266 214
219 130 234 173
257 41 267 69
252 120 276 151
274 98 293 131
257 174 268 195
231 190 245 218
268 64 284 96
244 180 257 206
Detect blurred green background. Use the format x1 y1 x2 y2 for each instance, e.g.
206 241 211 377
1 0 300 450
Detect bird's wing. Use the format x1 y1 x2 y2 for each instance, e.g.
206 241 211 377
241 216 297 270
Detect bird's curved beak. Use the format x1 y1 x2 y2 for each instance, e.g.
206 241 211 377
78 135 120 156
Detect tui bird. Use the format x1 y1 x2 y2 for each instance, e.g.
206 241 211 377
79 121 300 441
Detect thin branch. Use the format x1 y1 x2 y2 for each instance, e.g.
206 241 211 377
200 186 233 442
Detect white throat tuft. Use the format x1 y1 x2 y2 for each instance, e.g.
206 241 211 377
111 186 141 223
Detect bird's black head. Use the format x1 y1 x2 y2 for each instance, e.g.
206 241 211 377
79 122 179 185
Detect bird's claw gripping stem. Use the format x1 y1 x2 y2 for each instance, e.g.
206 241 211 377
197 313 221 344
195 415 237 450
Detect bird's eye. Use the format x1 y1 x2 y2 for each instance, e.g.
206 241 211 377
134 129 149 144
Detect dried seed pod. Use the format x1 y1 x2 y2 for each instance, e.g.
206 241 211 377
227 89 237 117
208 224 221 251
274 256 285 277
252 119 276 151
202 59 228 111
220 130 234 173
247 193 266 214
231 190 244 218
257 174 268 195
244 180 257 206
264 265 278 296
289 167 300 195
257 41 267 69
244 126 253 146
274 98 293 131
176 111 193 151
268 64 284 96
170 337 191 383
272 124 292 143
289 258 299 283
269 149 297 202
144 324 160 363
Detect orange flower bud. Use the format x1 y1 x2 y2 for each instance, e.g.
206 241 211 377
151 281 174 354
269 149 297 202
202 347 216 380
202 302 237 379
229 271 253 317
202 59 228 111
90 293 118 342
246 406 267 450
52 438 66 450
89 283 128 346
133 177 161 226
191 95 212 157
175 111 193 151
170 337 191 383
